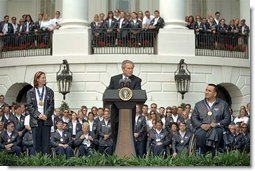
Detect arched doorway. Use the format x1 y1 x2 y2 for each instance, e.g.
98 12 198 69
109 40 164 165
217 84 232 107
16 84 33 103
218 83 243 117
5 83 33 104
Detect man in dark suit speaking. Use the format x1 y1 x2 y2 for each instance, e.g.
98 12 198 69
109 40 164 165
107 60 142 150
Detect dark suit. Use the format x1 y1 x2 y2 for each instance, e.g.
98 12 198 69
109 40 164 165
108 74 142 90
146 129 170 156
91 21 103 45
134 114 146 157
107 73 142 150
13 115 26 136
238 25 249 45
149 17 165 33
26 86 54 154
165 114 184 132
97 119 113 155
67 121 82 138
129 19 142 43
0 22 14 34
2 113 15 126
50 130 73 159
116 19 129 42
22 130 35 155
172 130 192 155
21 22 35 33
74 131 98 156
102 18 118 44
0 130 21 156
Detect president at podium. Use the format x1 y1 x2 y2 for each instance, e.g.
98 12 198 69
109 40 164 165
107 60 142 150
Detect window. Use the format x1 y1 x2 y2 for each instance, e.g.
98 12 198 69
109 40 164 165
41 0 56 18
109 0 134 12
119 0 129 12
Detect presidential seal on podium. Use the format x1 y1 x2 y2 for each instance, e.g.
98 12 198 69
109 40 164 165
119 87 133 101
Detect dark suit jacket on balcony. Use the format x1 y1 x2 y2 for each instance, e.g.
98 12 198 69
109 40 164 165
149 17 165 33
0 22 14 34
103 18 118 30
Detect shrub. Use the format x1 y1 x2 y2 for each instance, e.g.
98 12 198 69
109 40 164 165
0 151 250 166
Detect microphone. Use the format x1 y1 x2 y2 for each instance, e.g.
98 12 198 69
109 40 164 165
125 78 131 88
119 79 125 88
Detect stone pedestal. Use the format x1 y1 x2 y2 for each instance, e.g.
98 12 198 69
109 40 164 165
52 29 89 56
158 29 195 56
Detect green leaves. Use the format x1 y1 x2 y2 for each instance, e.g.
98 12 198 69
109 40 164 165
0 151 250 166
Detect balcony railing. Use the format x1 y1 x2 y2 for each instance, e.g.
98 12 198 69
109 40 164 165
0 31 52 58
89 28 157 54
195 32 249 59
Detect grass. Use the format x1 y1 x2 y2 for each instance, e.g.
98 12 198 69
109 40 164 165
0 150 250 166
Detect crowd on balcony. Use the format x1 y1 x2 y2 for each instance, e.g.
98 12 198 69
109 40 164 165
0 11 62 51
90 9 165 47
0 94 250 158
186 11 250 52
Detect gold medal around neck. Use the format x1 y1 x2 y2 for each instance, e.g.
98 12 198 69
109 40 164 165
207 111 212 116
39 100 44 106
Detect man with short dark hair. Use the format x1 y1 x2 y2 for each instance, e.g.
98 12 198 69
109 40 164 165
149 10 165 33
172 122 192 158
191 84 231 155
50 120 73 159
134 104 146 157
0 15 14 35
0 120 21 156
107 60 142 150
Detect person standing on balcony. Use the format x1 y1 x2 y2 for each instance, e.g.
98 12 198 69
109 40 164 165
10 17 18 34
213 11 221 26
22 15 35 34
50 11 62 30
0 15 13 35
149 10 165 33
91 14 103 46
238 19 249 47
114 9 121 21
99 13 105 24
138 11 144 22
142 10 153 29
116 11 129 45
40 14 53 31
26 71 54 155
34 13 44 31
103 11 118 45
129 12 142 45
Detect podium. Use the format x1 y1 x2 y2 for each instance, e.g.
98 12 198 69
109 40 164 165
103 89 147 158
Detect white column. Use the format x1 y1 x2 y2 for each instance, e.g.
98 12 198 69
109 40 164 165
0 0 8 20
240 0 250 27
61 0 88 29
160 0 186 29
158 0 195 56
53 0 89 55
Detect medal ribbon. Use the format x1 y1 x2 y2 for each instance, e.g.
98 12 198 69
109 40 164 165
36 87 45 102
205 100 214 113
